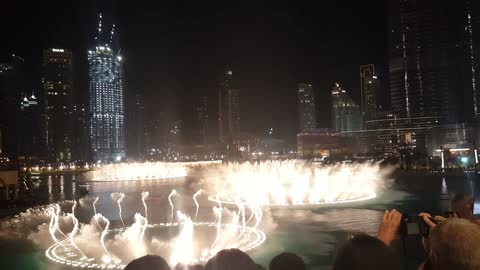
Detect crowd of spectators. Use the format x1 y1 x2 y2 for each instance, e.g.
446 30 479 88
125 194 480 270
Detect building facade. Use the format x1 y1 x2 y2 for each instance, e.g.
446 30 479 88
19 92 43 157
297 83 316 131
360 64 379 124
218 66 240 149
195 96 209 145
388 0 453 121
43 48 74 161
331 82 362 132
297 129 356 160
88 45 125 162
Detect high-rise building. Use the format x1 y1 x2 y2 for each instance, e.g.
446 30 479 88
19 92 43 156
458 0 480 121
43 48 74 161
218 66 240 146
360 64 379 124
88 14 125 162
331 82 362 132
388 0 453 122
0 54 24 155
195 96 209 145
226 89 240 137
297 83 316 131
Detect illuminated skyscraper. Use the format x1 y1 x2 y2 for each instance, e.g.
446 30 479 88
331 82 362 132
43 48 74 161
297 83 316 131
88 13 125 162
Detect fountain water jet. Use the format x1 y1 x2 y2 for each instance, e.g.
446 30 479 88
44 190 266 269
111 193 126 228
168 190 177 222
193 189 203 221
141 191 150 221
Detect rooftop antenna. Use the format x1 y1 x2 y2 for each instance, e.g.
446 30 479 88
109 24 116 47
95 13 103 42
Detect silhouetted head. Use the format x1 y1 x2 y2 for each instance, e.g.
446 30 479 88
429 218 480 270
450 194 473 219
269 252 306 270
332 234 401 270
205 249 257 270
125 255 170 270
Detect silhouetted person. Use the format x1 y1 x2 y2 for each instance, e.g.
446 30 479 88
449 194 473 220
269 252 306 270
332 234 401 270
125 255 170 270
205 249 257 270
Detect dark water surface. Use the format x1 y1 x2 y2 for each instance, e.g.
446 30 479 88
0 172 476 270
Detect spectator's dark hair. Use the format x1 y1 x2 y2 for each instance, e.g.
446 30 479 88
125 255 170 270
450 194 473 219
269 252 306 270
205 249 257 270
332 234 401 270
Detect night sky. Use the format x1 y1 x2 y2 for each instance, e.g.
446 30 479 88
1 0 388 144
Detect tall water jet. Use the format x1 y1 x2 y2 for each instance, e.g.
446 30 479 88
170 211 194 266
95 214 112 263
141 191 149 221
111 193 126 228
92 196 102 230
210 206 223 254
67 201 87 258
193 189 203 221
168 190 177 222
48 206 64 248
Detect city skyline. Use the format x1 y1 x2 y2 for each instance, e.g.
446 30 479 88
0 1 388 145
3 1 480 162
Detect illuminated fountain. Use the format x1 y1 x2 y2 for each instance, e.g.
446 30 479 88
205 160 388 207
84 162 189 181
44 190 266 269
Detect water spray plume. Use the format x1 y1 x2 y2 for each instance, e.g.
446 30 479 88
36 190 266 268
193 189 203 221
68 201 87 258
206 161 385 206
210 206 223 253
111 193 126 228
168 190 177 222
92 196 102 230
48 207 64 248
95 214 112 261
54 204 68 239
170 211 194 266
141 191 149 221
